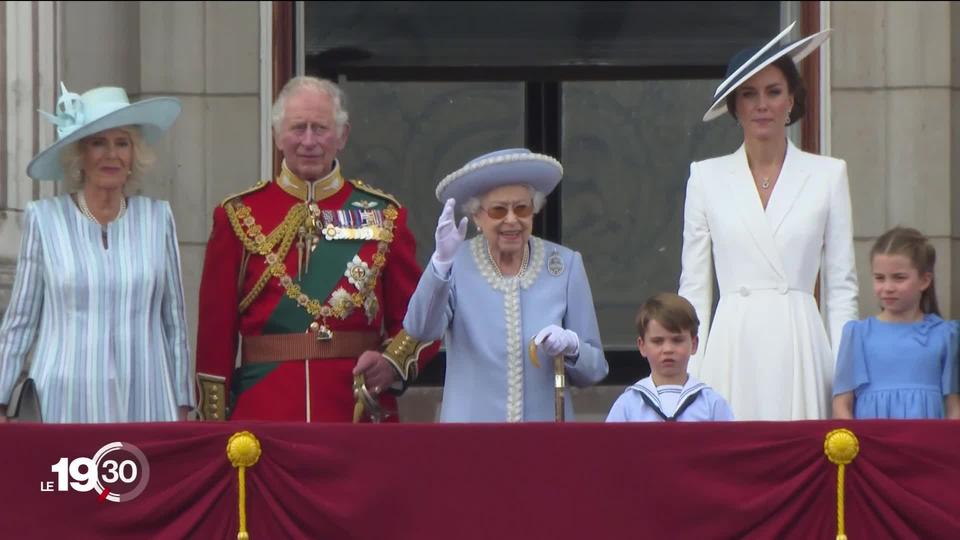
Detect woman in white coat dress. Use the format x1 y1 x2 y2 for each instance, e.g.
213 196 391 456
678 23 858 420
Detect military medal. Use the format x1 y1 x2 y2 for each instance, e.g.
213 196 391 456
547 249 564 276
320 208 391 241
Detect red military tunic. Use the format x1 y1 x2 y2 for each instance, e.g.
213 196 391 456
195 160 436 422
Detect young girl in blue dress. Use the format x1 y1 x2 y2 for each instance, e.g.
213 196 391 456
832 227 960 419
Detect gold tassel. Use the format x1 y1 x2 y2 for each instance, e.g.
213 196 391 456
227 431 262 540
824 428 860 540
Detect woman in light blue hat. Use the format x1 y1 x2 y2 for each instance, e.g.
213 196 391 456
0 84 195 423
404 149 609 422
678 23 858 420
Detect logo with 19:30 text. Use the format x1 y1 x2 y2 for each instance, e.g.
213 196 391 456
40 442 150 503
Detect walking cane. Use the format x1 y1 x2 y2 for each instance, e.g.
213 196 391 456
553 354 565 422
529 340 565 422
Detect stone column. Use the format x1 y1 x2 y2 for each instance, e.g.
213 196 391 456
952 1 960 316
138 1 261 361
1 0 60 315
831 1 957 317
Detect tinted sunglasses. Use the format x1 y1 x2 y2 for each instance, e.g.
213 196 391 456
480 202 534 219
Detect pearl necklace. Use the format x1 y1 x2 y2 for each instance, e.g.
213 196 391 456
487 243 529 279
77 191 126 225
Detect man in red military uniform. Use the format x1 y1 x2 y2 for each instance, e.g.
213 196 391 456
195 76 436 422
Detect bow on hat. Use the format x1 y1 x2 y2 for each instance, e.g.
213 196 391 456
26 81 181 181
38 82 86 139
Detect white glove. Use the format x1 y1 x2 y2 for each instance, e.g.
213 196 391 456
431 198 468 275
534 325 580 358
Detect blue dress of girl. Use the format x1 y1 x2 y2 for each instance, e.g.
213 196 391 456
833 314 959 419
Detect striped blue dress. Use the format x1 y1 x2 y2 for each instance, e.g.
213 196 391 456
0 194 195 422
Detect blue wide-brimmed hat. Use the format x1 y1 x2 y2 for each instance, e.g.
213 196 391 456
435 148 563 204
27 83 182 180
703 22 832 122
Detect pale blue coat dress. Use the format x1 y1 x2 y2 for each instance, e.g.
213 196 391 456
404 235 608 422
0 194 195 422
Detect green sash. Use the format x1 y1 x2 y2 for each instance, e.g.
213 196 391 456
263 187 383 334
233 187 391 403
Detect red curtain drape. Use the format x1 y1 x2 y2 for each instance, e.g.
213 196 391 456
2 421 959 539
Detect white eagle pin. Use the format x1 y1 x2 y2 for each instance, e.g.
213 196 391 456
547 249 564 276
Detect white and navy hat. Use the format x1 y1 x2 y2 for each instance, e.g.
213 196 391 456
703 21 831 122
435 148 563 204
27 83 181 180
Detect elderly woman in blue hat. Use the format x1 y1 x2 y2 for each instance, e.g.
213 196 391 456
404 149 608 422
0 84 195 423
678 23 858 420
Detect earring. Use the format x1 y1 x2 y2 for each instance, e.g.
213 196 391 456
785 110 792 125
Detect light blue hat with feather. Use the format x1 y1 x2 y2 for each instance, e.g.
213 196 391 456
27 83 181 180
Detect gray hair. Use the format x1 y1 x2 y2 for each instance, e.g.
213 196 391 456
60 126 154 195
461 184 547 216
271 76 349 138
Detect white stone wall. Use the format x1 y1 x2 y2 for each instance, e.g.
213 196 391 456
135 2 261 364
1 0 60 316
952 0 960 317
831 1 959 317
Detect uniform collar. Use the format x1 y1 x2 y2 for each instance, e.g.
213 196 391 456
632 374 707 401
276 159 344 202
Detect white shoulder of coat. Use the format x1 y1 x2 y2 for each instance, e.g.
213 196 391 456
688 149 743 181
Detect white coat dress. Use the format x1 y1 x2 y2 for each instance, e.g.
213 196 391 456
678 140 858 420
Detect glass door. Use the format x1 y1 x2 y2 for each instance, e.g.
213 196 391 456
303 1 782 385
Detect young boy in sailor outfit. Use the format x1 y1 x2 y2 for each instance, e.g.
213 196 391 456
606 293 734 422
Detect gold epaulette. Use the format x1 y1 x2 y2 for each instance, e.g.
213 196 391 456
349 179 402 208
382 329 431 382
220 180 270 207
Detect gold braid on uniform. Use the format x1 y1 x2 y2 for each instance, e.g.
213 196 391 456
225 200 399 323
228 203 302 255
225 202 306 312
382 329 432 382
196 373 227 420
